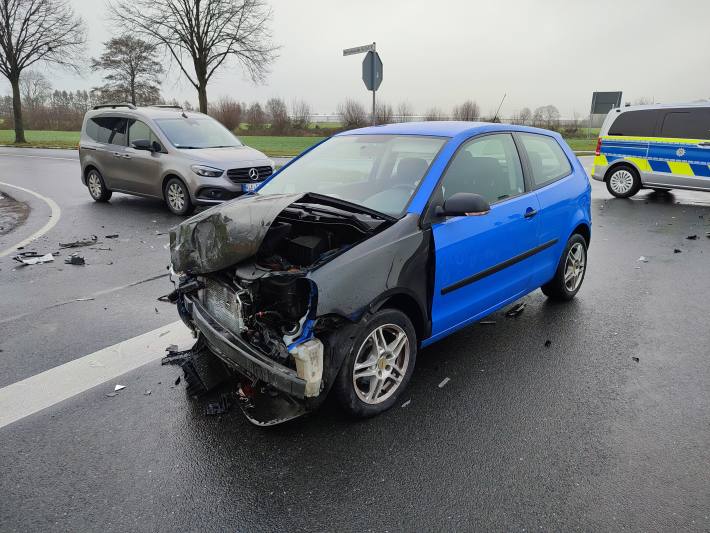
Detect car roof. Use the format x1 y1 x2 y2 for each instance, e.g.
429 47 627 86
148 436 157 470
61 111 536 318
85 106 208 121
612 102 710 113
336 120 559 138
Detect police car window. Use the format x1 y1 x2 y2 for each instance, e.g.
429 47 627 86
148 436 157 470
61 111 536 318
518 133 572 188
660 109 710 140
439 134 524 205
86 116 128 145
608 110 660 137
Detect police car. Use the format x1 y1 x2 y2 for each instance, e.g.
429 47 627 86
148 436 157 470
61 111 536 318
591 103 710 197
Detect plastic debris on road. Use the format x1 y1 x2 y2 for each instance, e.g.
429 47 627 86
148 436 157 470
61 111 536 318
505 302 526 317
638 256 649 263
686 235 698 240
59 235 98 248
105 234 119 239
64 254 85 265
479 320 496 325
13 252 53 266
544 339 552 347
438 377 450 388
144 390 152 396
673 249 682 254
114 384 126 391
174 376 181 386
632 357 640 363
401 399 411 408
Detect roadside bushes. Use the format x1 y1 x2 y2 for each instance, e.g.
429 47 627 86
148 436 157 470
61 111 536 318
209 97 242 132
337 99 368 129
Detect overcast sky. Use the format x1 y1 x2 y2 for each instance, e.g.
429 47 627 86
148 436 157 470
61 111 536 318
7 0 710 117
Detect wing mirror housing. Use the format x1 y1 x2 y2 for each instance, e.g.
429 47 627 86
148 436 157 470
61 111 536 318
131 139 153 151
435 192 491 217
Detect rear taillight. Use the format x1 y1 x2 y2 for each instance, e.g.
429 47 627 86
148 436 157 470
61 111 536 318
595 137 602 156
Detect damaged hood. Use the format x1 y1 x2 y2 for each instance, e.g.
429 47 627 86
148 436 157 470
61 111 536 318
170 193 305 274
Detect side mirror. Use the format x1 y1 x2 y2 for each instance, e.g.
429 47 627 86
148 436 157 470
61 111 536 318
131 139 153 151
435 192 491 217
151 140 163 153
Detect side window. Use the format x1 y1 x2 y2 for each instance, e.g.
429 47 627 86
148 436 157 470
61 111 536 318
660 109 710 140
127 120 158 145
518 133 572 188
439 134 524 205
86 116 127 145
608 110 660 136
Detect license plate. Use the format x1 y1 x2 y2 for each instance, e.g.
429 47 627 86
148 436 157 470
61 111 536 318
243 183 258 192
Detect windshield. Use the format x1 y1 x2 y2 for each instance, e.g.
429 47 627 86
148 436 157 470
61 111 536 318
258 134 446 217
154 116 242 149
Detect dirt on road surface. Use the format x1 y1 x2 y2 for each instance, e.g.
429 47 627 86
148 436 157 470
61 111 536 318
0 190 29 236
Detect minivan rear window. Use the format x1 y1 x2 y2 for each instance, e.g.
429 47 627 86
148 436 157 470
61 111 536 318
660 109 710 140
608 110 661 137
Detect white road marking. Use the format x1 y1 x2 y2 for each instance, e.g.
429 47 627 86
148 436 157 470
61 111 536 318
0 321 194 429
0 152 77 161
0 181 62 257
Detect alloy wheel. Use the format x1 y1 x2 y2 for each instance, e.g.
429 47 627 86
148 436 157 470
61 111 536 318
564 242 586 292
167 182 185 211
352 323 410 405
87 172 102 199
609 169 634 195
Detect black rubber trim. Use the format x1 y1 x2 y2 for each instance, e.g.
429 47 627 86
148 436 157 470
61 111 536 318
187 296 307 398
441 238 558 295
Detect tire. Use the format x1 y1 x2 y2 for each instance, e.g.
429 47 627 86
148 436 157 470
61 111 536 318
164 177 194 216
86 168 112 202
605 165 641 198
334 309 417 418
541 233 588 301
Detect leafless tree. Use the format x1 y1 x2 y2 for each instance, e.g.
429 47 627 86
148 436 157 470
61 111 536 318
290 99 311 130
538 104 560 129
452 100 480 121
396 101 413 122
375 102 394 125
246 102 266 130
209 96 242 131
266 97 289 134
91 35 164 106
633 96 654 105
20 70 52 110
424 107 445 121
337 99 367 129
109 0 278 113
0 0 86 142
518 107 532 125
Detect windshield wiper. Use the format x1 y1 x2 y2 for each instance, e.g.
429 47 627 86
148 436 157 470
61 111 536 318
300 193 397 222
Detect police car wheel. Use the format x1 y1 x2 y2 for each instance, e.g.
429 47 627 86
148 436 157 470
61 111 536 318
606 166 640 198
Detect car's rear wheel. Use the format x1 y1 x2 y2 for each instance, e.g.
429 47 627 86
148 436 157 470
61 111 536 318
334 309 417 418
541 233 587 301
86 169 112 202
606 165 640 198
164 177 194 216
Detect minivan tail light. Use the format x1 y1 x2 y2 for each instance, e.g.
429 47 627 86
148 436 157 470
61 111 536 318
595 137 602 156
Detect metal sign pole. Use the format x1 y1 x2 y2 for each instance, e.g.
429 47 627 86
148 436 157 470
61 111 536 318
371 43 376 126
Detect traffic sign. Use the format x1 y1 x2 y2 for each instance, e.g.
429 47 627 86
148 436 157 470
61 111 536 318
343 43 376 56
362 51 383 91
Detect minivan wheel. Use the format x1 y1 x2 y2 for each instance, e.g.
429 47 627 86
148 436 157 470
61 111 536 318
606 165 640 198
86 169 112 202
541 234 587 301
164 178 194 216
334 309 417 418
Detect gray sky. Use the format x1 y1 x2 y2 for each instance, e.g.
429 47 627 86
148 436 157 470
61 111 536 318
7 0 710 117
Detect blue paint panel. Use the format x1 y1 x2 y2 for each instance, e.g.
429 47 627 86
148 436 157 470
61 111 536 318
649 160 670 172
605 155 620 163
690 164 710 177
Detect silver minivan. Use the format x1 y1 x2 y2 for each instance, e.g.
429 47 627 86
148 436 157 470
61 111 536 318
79 104 274 215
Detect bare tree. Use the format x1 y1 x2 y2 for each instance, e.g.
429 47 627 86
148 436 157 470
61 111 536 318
396 101 413 122
20 70 52 110
246 102 266 130
266 97 289 134
375 102 393 125
518 107 532 125
424 107 445 121
452 100 480 121
0 0 85 142
537 104 560 129
109 0 278 113
290 99 311 130
209 96 242 131
633 96 654 105
337 99 367 129
91 35 164 105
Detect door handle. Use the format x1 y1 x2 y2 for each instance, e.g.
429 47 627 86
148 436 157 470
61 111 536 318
524 208 538 219
112 151 121 158
122 154 131 159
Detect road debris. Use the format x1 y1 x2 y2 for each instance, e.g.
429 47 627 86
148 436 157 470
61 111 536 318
544 339 552 347
673 249 682 254
64 254 85 265
144 389 152 396
479 320 496 325
114 384 126 391
505 302 526 317
401 399 411 408
76 297 94 302
154 307 159 314
686 234 698 240
105 234 119 239
174 376 181 386
438 377 450 388
59 235 98 248
205 394 232 415
632 357 640 363
638 256 649 263
13 252 54 266
105 392 118 398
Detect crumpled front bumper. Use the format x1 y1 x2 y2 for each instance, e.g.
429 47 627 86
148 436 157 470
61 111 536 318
182 294 309 399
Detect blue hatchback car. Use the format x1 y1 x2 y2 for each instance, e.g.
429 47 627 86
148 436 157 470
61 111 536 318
169 121 592 424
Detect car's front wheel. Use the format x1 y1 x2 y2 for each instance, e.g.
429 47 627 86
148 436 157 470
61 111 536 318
164 177 194 216
541 233 588 301
334 309 417 418
606 165 640 198
86 169 112 202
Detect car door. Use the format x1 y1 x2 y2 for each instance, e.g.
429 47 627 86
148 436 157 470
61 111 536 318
84 115 128 189
429 133 542 339
120 119 164 197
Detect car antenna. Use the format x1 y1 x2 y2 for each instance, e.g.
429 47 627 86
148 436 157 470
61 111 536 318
492 93 507 123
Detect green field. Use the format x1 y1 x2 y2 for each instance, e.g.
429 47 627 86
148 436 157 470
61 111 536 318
0 129 596 156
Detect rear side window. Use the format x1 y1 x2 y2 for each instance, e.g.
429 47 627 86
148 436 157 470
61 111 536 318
608 110 660 136
660 109 710 140
518 133 572 188
86 116 128 145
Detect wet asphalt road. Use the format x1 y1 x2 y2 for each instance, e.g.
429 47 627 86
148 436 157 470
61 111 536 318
1 148 709 531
